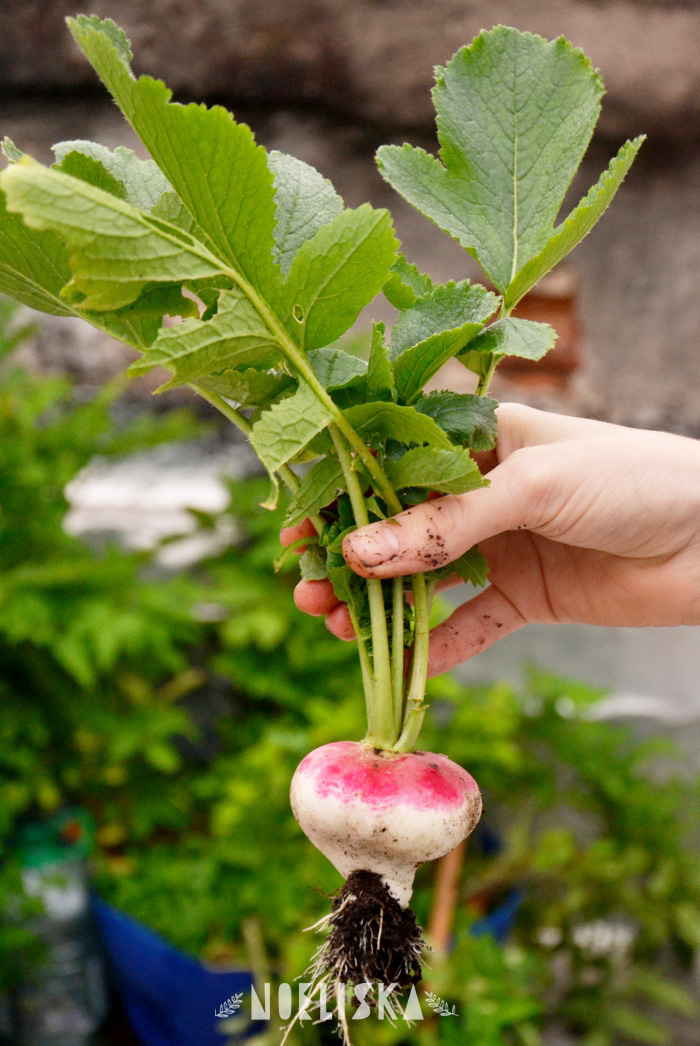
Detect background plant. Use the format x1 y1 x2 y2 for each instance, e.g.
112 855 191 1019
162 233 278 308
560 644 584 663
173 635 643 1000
0 301 207 982
0 299 698 1040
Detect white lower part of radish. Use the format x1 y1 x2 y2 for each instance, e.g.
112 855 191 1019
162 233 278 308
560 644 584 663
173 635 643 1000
290 741 482 908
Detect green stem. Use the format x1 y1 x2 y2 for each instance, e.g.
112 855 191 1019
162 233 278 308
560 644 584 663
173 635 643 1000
192 384 324 532
391 577 405 737
475 355 497 397
345 602 375 714
212 265 402 515
394 577 435 752
475 299 510 396
330 426 395 748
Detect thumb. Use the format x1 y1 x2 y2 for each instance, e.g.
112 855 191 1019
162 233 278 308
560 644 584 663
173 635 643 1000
342 454 541 578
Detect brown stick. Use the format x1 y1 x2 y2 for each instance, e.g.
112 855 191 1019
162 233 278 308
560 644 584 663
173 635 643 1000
427 839 467 953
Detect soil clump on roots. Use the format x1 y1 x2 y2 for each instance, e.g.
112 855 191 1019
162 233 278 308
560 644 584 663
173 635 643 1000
320 869 426 988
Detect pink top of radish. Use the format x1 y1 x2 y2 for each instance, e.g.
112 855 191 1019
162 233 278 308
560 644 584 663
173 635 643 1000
296 741 478 811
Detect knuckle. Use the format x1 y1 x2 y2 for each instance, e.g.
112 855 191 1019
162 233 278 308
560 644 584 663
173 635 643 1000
504 447 558 521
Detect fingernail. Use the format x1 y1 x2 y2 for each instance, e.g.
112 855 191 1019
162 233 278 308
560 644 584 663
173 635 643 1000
345 524 401 566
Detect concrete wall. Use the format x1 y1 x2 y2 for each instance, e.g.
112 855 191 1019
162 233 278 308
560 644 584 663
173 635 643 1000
1 1 699 429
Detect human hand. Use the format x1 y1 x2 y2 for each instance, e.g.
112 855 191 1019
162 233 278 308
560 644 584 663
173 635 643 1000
281 404 700 676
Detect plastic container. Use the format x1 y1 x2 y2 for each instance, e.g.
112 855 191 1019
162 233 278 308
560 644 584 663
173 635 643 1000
7 810 108 1046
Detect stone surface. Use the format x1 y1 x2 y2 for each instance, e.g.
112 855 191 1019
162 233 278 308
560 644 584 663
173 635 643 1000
1 0 700 139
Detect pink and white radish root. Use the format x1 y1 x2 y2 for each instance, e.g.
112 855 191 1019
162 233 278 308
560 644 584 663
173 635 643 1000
290 740 482 996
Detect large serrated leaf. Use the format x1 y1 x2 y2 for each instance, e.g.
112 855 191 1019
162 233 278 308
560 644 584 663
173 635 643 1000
505 136 645 308
0 162 222 310
385 447 486 494
414 391 498 451
343 402 452 450
268 151 344 276
378 27 605 292
283 203 398 351
67 15 282 301
250 382 334 475
128 288 280 387
285 458 345 527
53 140 170 211
391 280 497 402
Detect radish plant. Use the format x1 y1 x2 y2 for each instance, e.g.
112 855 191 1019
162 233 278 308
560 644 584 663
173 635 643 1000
0 14 642 1033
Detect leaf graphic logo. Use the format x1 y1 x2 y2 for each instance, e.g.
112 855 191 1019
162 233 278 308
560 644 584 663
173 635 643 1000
424 991 458 1016
214 993 243 1018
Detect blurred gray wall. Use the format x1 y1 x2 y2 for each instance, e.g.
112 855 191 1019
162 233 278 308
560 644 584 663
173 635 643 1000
1 0 700 428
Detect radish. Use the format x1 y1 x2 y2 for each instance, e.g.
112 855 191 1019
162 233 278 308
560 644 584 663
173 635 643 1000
291 742 481 910
289 741 481 1004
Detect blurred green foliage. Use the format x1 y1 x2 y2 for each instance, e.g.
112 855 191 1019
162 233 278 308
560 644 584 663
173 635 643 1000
1 299 699 1042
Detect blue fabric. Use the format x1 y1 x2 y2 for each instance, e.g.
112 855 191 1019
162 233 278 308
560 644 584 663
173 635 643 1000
471 889 524 943
92 897 256 1046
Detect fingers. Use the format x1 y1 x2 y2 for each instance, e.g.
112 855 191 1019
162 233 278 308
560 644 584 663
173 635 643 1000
342 454 537 579
326 602 356 640
426 585 526 677
280 518 317 553
494 402 615 460
293 579 339 616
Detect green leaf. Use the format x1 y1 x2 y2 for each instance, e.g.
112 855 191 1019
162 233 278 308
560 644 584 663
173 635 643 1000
383 254 434 309
384 446 486 494
414 390 498 450
128 288 280 387
391 280 497 402
54 151 127 200
325 551 368 630
505 136 644 308
0 161 222 310
283 203 397 351
1 137 24 164
75 284 198 351
267 151 344 276
366 322 394 401
67 15 282 299
427 545 489 587
343 402 452 450
194 367 293 408
307 346 367 390
609 1007 669 1046
151 191 198 235
630 970 698 1018
52 140 170 211
377 27 605 291
299 545 328 581
461 318 556 368
285 458 345 527
250 382 334 475
0 187 73 315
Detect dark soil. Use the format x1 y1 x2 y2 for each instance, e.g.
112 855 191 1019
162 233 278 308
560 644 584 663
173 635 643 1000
321 870 426 989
